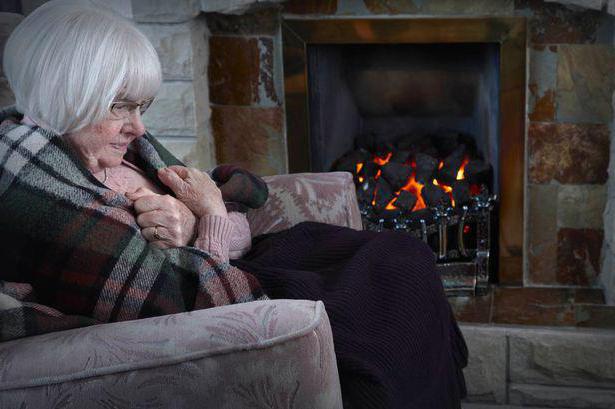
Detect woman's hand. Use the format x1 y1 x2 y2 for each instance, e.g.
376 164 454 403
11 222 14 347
157 166 228 218
126 187 197 248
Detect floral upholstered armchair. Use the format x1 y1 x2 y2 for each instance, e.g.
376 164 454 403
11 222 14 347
0 172 363 409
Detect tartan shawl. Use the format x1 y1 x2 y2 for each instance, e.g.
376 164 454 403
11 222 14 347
0 107 268 342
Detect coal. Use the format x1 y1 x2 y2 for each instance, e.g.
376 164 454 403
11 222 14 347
358 177 377 205
389 149 411 164
398 136 439 158
373 178 395 211
457 132 479 158
422 184 451 208
395 190 417 212
432 130 459 157
414 153 438 185
464 159 492 185
395 133 424 150
374 142 395 158
330 148 370 173
381 162 413 191
362 161 379 178
355 132 379 152
436 145 466 185
452 180 471 206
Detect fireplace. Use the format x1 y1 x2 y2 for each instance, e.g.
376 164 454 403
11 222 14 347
282 17 526 294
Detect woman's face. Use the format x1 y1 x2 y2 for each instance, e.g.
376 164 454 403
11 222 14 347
63 110 146 173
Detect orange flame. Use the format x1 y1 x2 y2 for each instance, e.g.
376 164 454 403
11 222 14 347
400 172 426 211
374 152 392 166
457 157 470 180
355 154 473 213
385 197 398 210
433 179 452 193
356 162 365 183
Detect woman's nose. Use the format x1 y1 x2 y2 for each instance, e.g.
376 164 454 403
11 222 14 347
124 109 146 136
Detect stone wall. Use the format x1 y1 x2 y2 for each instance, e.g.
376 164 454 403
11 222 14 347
461 323 615 407
601 93 615 303
206 8 287 176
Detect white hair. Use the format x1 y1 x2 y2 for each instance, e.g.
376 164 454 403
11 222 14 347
3 0 162 134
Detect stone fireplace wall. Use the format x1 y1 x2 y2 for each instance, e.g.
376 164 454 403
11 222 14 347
206 0 615 291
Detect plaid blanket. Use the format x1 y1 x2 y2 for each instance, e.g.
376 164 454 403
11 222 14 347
0 107 268 342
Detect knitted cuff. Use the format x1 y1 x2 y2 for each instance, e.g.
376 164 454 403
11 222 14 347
194 215 234 262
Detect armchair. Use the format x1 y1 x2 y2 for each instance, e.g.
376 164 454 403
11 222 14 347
0 172 362 409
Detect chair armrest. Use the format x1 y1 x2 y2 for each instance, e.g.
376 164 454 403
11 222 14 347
247 171 363 237
0 300 342 409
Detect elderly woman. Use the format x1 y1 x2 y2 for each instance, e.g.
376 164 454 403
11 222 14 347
0 1 467 408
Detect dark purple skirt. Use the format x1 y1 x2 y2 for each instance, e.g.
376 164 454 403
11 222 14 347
231 221 467 409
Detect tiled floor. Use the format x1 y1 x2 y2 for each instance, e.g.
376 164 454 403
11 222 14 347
449 286 615 329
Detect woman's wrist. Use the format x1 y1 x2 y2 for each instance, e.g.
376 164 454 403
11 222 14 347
196 206 228 219
194 215 235 261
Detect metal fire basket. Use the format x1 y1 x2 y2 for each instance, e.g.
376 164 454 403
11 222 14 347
362 194 497 296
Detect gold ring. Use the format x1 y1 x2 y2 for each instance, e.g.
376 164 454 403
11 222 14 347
153 225 161 240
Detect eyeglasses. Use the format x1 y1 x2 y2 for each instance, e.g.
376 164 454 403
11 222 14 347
109 97 154 119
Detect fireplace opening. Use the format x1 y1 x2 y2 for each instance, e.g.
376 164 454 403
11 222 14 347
282 17 526 293
307 43 501 294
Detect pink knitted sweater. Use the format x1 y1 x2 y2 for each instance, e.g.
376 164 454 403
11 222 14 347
195 212 252 262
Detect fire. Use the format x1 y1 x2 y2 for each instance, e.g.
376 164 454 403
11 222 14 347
354 153 475 213
432 179 452 193
457 157 470 180
374 152 392 166
400 173 426 211
357 162 364 183
433 179 455 207
385 197 398 210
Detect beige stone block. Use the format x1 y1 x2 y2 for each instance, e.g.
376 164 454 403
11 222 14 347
509 384 615 408
459 325 507 404
155 136 198 166
143 81 196 136
202 0 284 14
20 0 48 15
557 45 615 124
0 77 15 107
138 23 193 80
131 0 200 23
557 184 607 229
0 13 23 78
509 329 615 388
22 0 132 17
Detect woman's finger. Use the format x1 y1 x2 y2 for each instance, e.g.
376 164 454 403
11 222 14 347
126 186 157 201
136 210 168 229
133 195 169 214
144 225 167 242
157 168 187 195
164 165 190 179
